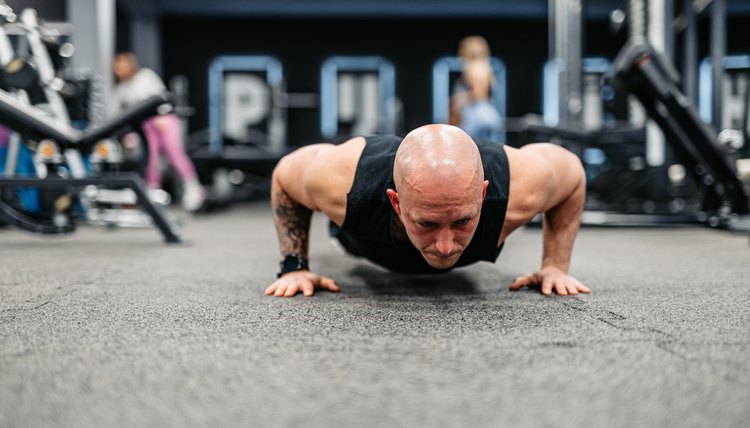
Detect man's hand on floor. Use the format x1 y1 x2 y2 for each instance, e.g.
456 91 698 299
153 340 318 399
509 267 590 296
265 271 340 297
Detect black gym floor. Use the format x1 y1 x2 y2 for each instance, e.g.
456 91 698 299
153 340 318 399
1 202 749 427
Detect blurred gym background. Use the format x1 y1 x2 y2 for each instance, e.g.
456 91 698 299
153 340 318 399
2 0 750 226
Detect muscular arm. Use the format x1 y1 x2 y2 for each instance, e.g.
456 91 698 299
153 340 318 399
271 170 312 259
510 144 590 296
539 147 586 276
265 145 340 297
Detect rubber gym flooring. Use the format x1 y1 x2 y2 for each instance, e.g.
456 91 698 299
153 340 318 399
1 201 749 428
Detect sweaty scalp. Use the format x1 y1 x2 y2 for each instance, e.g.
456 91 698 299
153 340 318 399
393 124 484 201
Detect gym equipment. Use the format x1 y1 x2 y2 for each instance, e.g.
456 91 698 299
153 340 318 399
320 56 399 140
548 0 583 127
14 8 71 124
543 57 616 131
2 57 40 92
699 55 750 156
169 74 194 140
0 1 24 181
191 55 400 210
1 5 91 182
518 0 750 230
187 55 288 209
614 39 750 228
207 55 286 155
0 91 183 243
432 55 506 143
0 3 71 220
518 0 678 224
0 3 183 242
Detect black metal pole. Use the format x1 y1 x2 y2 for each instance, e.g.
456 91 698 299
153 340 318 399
683 0 697 102
664 0 675 60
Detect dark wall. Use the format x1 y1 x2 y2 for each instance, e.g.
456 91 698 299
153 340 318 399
161 17 567 146
697 15 750 55
166 15 750 146
115 1 131 53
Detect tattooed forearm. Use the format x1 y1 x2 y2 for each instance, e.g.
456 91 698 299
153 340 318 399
272 187 313 257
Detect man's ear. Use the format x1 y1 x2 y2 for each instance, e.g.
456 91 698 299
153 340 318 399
482 180 489 200
386 189 401 215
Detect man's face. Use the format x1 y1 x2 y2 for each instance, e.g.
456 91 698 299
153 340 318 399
388 181 488 270
113 55 135 81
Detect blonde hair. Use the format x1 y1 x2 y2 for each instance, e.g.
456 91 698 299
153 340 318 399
458 35 490 61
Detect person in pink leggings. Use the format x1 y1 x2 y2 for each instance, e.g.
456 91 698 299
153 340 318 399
113 52 205 212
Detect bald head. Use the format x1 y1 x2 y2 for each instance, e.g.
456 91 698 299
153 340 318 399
386 125 488 269
393 124 484 202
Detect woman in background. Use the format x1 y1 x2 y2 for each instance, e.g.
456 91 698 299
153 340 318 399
113 52 205 212
458 59 503 141
449 35 491 127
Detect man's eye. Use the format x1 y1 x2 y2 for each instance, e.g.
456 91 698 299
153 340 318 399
454 218 471 226
419 222 437 228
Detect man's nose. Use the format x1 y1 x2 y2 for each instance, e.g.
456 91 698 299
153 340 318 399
435 229 455 255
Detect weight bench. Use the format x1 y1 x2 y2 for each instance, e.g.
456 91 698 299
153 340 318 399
0 91 182 243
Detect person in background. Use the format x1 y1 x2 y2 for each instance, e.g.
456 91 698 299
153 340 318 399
449 35 492 127
458 59 503 141
113 52 205 212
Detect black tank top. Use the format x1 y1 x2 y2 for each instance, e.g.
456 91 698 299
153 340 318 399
329 135 510 274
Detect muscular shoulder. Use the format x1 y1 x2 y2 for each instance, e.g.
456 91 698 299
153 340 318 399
305 138 364 196
501 144 583 234
274 137 365 223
